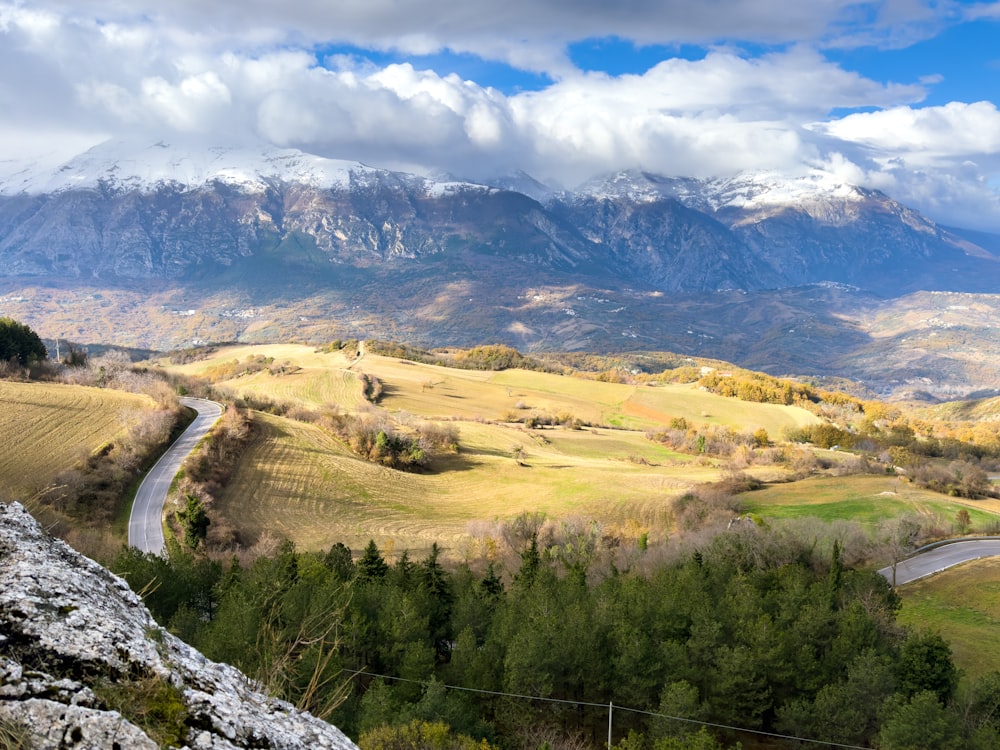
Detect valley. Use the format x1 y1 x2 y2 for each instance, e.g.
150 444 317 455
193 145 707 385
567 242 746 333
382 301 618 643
4 141 1000 749
2 140 1000 402
155 343 820 553
5 335 1000 749
4 278 1000 401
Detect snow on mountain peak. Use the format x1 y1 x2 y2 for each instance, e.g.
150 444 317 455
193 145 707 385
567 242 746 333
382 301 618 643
703 170 865 210
0 138 872 216
572 168 866 213
0 138 368 195
0 138 505 200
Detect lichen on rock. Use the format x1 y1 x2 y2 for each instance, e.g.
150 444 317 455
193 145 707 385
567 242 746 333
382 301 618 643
0 502 358 750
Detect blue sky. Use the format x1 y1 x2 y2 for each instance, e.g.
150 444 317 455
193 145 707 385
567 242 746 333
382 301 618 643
2 0 1000 229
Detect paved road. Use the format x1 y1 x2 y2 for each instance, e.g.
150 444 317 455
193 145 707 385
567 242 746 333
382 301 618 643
128 396 223 555
878 539 1000 586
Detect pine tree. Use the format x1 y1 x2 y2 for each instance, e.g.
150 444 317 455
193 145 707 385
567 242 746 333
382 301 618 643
357 540 389 582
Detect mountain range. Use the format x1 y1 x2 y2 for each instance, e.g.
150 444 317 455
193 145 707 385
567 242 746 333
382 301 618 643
1 138 999 399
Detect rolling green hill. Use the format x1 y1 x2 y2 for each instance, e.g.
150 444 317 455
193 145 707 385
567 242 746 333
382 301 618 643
154 343 1000 557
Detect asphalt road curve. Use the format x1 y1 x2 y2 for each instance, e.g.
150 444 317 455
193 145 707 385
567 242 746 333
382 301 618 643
128 396 223 555
878 539 1000 586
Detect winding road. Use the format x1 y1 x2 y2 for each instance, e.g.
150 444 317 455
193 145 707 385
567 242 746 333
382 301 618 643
878 539 1000 586
128 396 223 555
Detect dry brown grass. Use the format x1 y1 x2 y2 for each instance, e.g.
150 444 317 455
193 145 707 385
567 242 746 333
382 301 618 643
162 344 821 432
0 380 154 501
155 344 833 557
211 412 743 557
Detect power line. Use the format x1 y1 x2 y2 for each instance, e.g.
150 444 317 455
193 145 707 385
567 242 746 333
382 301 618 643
341 668 872 750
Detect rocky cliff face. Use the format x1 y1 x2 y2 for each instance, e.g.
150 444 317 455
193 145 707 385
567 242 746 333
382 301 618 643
0 179 592 280
552 170 995 295
0 502 358 750
0 140 996 296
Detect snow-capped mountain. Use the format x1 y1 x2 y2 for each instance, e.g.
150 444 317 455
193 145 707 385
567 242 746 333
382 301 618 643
575 168 883 219
0 137 496 198
0 138 341 194
2 138 1000 395
552 167 989 293
0 137 996 296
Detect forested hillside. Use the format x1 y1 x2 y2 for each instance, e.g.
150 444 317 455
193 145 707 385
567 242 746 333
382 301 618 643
114 523 1000 750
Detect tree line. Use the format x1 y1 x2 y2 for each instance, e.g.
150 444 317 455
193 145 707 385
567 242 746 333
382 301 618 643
113 522 1000 750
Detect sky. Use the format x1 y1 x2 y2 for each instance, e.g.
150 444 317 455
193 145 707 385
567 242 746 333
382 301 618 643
2 1 1000 230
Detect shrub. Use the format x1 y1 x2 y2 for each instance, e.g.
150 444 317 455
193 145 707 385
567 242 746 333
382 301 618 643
360 720 497 750
176 494 210 549
672 489 743 531
360 372 384 402
93 674 189 748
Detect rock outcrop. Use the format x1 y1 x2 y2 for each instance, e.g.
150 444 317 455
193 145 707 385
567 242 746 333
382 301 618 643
0 502 359 750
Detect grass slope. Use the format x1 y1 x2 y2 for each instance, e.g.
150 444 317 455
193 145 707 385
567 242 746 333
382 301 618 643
161 344 825 553
217 411 721 555
166 344 819 433
159 344 1000 562
0 381 153 501
743 475 1000 529
897 558 1000 681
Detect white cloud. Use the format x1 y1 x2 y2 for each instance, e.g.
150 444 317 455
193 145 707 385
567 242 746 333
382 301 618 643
817 101 1000 164
808 101 1000 230
9 0 967 74
965 1 1000 22
870 163 1000 232
505 48 925 184
1 1 1000 230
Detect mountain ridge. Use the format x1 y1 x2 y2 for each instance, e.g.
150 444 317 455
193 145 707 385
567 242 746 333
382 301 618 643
1 138 1000 398
1 138 993 290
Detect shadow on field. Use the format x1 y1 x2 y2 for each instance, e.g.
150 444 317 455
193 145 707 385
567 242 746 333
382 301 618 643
430 450 523 474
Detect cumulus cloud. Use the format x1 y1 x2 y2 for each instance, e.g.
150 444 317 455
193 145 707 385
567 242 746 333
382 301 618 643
817 101 1000 164
809 100 1000 230
1 0 1000 230
9 0 971 74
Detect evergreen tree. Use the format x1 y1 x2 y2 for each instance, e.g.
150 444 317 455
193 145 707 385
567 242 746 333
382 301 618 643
0 317 46 366
357 540 390 582
878 691 963 750
896 632 959 704
392 550 416 586
176 494 210 549
479 562 503 601
323 542 355 581
419 543 454 662
513 533 541 588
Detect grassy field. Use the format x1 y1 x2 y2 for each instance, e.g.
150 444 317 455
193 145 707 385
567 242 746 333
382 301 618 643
162 343 820 433
156 343 829 554
165 344 368 410
213 411 725 556
155 343 1000 565
0 380 154 501
897 558 1000 680
742 475 1000 531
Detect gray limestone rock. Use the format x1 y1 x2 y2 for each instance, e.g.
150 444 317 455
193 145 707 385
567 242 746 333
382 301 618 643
0 502 359 750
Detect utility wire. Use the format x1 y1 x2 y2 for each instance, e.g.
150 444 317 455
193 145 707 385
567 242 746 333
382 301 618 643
340 667 872 750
